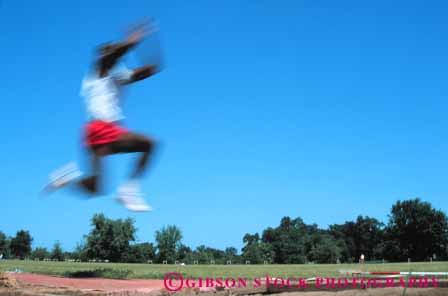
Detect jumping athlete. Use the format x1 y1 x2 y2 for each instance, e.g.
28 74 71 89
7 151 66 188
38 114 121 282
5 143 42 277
44 24 161 212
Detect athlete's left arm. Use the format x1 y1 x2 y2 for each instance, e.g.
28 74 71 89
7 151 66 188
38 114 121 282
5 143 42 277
119 65 160 85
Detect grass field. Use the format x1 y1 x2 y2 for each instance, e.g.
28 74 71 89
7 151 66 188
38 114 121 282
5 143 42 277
2 260 448 280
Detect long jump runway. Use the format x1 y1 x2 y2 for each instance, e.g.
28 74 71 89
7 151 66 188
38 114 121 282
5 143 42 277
3 272 448 296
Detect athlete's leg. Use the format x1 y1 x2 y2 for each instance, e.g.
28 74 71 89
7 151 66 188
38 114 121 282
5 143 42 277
108 132 156 179
106 132 156 212
77 144 111 194
44 130 156 212
52 134 155 195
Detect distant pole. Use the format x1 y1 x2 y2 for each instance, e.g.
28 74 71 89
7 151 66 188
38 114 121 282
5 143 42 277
360 254 365 272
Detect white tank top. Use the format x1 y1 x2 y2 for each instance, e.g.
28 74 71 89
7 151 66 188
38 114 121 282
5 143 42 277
80 68 132 122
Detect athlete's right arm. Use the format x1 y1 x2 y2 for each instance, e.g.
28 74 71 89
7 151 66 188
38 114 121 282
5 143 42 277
101 30 144 67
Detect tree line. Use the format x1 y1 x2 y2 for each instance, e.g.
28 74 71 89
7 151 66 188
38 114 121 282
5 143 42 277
1 198 447 264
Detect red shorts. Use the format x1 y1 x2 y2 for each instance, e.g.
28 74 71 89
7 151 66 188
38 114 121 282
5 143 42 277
84 120 128 147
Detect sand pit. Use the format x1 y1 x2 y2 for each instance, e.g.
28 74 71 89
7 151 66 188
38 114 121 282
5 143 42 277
1 272 164 295
0 272 19 289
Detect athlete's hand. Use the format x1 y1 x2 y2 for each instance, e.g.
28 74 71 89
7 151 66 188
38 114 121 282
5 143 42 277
128 27 145 44
127 19 158 44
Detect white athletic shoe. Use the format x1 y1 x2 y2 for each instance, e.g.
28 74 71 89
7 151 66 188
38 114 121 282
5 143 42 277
116 181 152 212
43 162 82 194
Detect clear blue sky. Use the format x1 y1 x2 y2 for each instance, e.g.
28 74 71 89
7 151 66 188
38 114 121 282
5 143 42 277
1 0 448 252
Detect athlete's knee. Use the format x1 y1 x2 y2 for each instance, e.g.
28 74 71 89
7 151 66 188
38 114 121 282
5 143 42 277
141 137 156 153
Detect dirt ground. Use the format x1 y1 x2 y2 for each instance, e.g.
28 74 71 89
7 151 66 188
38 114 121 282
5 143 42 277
1 272 448 296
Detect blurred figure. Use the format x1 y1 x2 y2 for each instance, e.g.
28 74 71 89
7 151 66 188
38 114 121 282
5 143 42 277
44 22 162 212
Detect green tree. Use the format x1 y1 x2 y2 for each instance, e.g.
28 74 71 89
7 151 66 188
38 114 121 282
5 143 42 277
85 213 136 262
155 225 182 263
262 217 308 263
306 233 341 263
126 243 156 263
243 233 260 247
10 230 33 259
31 247 50 260
224 247 240 263
177 244 192 262
51 241 64 261
242 233 273 264
72 241 88 261
384 198 448 262
329 216 384 262
194 245 215 263
0 232 8 258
